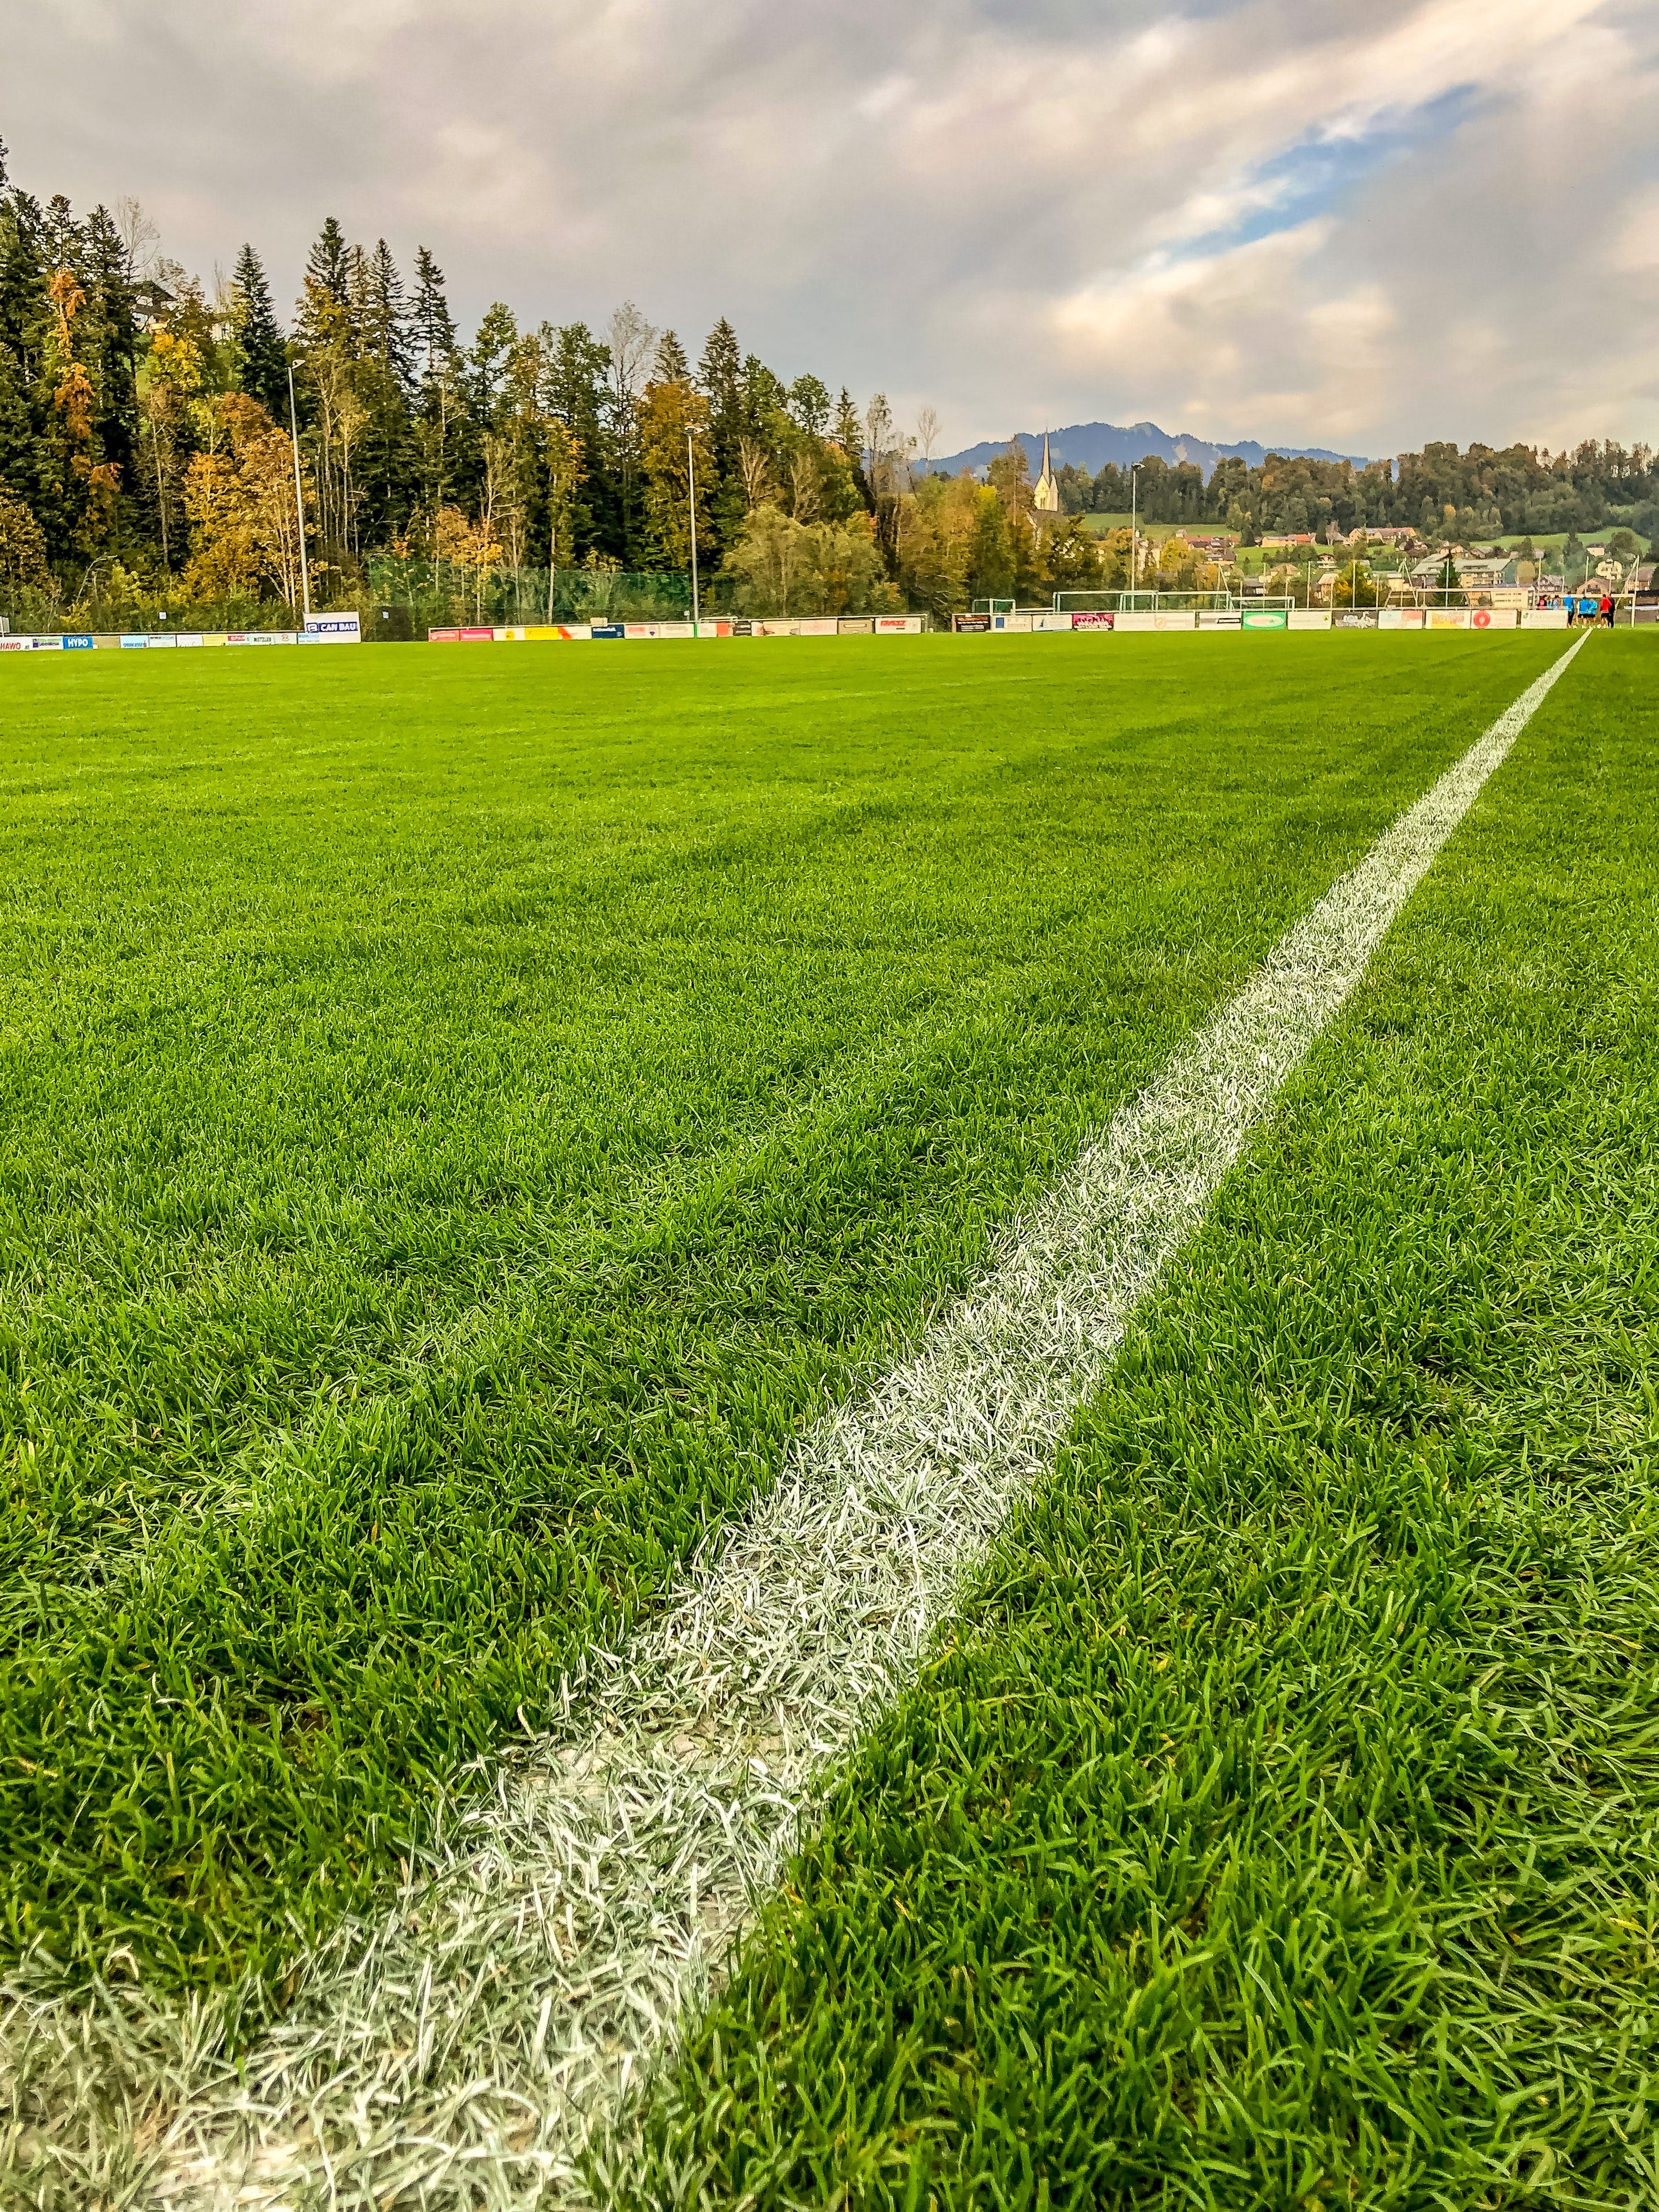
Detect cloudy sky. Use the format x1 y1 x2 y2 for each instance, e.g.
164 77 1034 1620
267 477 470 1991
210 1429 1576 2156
7 0 1657 458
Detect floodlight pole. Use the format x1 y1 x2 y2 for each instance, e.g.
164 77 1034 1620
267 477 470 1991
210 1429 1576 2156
687 428 701 634
288 361 312 622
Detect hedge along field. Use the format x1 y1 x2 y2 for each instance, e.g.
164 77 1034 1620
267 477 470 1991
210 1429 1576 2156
625 634 1659 2210
0 634 1570 1995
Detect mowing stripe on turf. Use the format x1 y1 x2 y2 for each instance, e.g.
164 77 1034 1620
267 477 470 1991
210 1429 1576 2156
39 637 1593 2210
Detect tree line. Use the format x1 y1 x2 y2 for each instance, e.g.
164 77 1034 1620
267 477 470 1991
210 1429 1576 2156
0 144 895 622
1054 441 1659 545
2 138 1652 627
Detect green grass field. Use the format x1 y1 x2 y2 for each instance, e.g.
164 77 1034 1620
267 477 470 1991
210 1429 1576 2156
627 638 1659 2208
1 632 1651 2206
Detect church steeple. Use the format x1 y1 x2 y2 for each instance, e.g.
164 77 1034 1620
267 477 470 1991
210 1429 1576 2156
1033 431 1060 514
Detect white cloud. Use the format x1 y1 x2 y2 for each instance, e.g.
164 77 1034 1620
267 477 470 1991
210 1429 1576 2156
6 0 1657 454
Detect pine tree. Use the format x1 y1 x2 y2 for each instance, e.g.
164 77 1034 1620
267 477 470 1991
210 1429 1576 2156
294 218 352 364
834 388 872 511
231 243 287 418
697 319 744 552
541 320 617 560
470 304 517 418
304 218 350 313
411 247 462 515
411 248 457 383
79 204 140 521
0 188 49 517
363 241 411 389
652 329 688 384
355 242 414 545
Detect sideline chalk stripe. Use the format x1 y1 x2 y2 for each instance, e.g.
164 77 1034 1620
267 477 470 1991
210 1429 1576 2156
6 637 1592 2210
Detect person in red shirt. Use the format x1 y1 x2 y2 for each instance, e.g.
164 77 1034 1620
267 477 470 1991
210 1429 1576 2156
1600 592 1615 627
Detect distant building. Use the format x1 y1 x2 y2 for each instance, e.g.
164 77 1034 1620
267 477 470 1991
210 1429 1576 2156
1032 433 1060 515
1454 558 1507 588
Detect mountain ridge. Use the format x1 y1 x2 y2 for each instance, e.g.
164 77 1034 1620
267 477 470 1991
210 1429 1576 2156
931 419 1371 479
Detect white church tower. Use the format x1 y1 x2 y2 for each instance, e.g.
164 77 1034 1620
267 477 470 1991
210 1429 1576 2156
1032 431 1061 514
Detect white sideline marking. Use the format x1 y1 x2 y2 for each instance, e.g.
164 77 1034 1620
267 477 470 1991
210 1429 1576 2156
11 639 1589 2210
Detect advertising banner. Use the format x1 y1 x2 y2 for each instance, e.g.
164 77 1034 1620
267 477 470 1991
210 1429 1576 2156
952 613 993 632
1470 608 1518 628
624 622 695 639
119 634 150 648
1428 610 1471 628
174 634 204 648
1378 608 1424 628
428 628 461 642
591 624 627 639
874 615 924 633
458 627 495 642
1197 611 1242 629
64 634 95 649
990 612 1033 631
1241 610 1288 629
1288 610 1331 630
837 618 874 634
793 618 840 636
1154 609 1197 630
1521 608 1569 629
305 612 362 644
1333 611 1378 629
1114 611 1157 631
1071 610 1115 629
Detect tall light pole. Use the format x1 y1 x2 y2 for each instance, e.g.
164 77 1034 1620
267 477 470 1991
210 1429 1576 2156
1130 462 1141 605
687 427 701 634
287 361 312 622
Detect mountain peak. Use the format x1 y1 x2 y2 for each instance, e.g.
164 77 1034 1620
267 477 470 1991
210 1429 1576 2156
931 418 1370 480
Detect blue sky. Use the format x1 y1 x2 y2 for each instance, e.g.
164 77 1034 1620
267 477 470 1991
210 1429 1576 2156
8 0 1657 456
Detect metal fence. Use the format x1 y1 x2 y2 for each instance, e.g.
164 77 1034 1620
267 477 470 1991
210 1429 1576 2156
1054 590 1298 613
364 559 695 629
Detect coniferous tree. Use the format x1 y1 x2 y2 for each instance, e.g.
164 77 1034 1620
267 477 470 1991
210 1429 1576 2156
355 241 414 543
698 318 744 551
303 217 351 317
363 241 411 389
230 244 287 418
79 204 140 532
834 388 873 512
411 246 462 517
542 320 617 560
653 329 688 384
0 176 48 514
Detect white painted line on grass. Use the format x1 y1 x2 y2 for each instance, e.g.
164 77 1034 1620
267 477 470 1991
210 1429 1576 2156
6 637 1590 2211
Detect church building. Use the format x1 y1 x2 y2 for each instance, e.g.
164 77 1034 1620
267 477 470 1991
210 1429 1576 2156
1032 432 1061 515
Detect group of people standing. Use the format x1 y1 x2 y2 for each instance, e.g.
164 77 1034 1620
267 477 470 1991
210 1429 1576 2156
1567 592 1618 626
